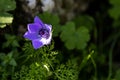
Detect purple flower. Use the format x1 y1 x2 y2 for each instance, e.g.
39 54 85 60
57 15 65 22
23 16 52 49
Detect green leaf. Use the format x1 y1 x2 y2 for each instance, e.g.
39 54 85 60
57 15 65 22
9 58 17 66
7 52 13 59
109 0 120 19
2 34 19 48
60 22 75 42
65 36 76 50
60 22 90 50
0 0 15 12
76 26 90 49
12 40 20 47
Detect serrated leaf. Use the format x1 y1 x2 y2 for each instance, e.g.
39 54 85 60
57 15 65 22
76 27 90 49
60 22 75 42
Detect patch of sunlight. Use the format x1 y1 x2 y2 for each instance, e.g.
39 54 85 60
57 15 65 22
0 16 13 23
0 16 13 28
0 24 6 28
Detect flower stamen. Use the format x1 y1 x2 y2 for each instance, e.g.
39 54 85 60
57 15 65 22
39 29 49 39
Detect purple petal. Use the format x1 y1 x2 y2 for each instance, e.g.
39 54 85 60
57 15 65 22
45 24 52 32
23 32 38 40
28 23 41 33
34 16 44 27
32 39 44 49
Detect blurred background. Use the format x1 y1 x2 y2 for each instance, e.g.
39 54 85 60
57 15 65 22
0 0 120 80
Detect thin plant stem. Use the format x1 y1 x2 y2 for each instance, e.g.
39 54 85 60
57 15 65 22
91 56 97 80
107 39 117 80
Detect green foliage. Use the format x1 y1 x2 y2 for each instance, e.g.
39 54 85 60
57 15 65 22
1 0 120 79
11 42 57 80
0 34 20 80
22 41 56 63
13 63 49 80
39 12 61 37
109 0 120 19
0 34 19 66
2 34 20 48
0 52 17 80
60 21 90 50
54 59 79 80
10 40 81 80
0 52 17 67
